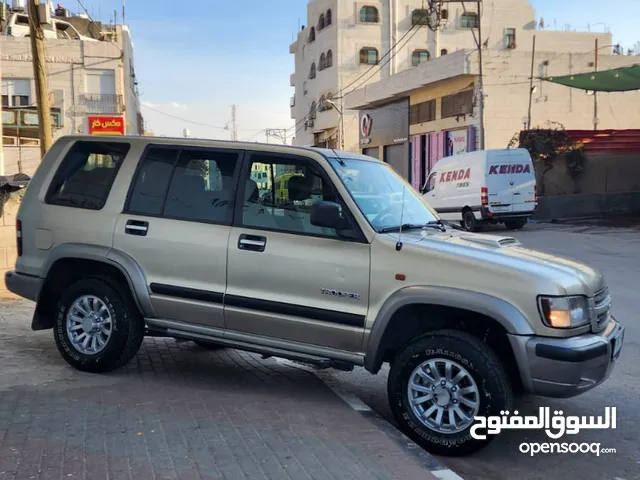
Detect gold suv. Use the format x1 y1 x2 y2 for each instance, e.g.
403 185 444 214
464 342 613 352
5 135 624 456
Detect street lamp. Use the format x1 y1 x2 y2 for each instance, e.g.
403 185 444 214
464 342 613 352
324 99 345 150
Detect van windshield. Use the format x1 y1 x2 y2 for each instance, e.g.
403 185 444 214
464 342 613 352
328 156 440 232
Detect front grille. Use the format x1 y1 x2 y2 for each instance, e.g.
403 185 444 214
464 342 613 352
498 238 518 247
592 286 612 332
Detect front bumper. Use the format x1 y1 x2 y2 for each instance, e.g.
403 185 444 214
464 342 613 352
4 270 43 302
508 317 625 398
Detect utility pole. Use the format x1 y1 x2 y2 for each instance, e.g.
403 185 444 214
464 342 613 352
28 0 53 157
231 105 238 141
593 38 598 131
476 0 485 150
526 35 536 130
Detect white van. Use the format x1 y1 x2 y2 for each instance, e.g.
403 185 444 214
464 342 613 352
421 148 537 232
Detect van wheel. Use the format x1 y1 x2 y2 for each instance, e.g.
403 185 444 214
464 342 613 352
53 277 144 373
461 210 478 232
505 219 527 230
387 330 513 456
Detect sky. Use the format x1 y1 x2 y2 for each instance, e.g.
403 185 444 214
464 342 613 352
77 0 637 143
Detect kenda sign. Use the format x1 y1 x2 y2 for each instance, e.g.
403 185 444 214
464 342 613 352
489 164 531 175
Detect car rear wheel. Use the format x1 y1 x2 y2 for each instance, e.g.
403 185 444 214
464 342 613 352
53 277 144 373
387 330 513 456
505 219 527 230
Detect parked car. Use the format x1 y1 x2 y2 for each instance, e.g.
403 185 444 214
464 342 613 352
421 148 537 232
6 135 623 456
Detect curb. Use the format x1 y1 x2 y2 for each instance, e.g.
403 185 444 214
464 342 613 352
275 358 464 480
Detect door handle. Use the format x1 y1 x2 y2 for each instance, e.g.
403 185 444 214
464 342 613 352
238 234 266 252
125 219 149 236
514 192 521 195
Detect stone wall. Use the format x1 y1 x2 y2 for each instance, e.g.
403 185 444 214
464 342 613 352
0 192 22 299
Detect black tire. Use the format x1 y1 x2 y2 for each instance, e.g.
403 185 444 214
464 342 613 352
193 340 225 350
387 330 513 456
53 277 144 373
504 219 527 230
461 210 478 232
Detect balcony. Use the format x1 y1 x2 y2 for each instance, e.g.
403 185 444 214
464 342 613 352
77 93 124 114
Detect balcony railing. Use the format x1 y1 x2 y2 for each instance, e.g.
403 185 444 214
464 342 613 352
77 93 124 114
2 106 63 130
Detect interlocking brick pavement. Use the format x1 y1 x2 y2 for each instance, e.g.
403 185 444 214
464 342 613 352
0 300 442 480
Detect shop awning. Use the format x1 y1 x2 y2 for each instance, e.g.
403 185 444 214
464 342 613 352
542 64 640 92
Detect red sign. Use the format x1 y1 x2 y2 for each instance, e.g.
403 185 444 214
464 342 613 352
439 168 471 183
489 164 531 175
88 116 125 135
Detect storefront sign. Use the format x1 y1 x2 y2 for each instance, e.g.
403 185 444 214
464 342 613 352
446 128 468 156
360 113 373 138
358 99 409 149
88 116 125 135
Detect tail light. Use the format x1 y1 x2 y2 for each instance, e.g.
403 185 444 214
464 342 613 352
481 187 488 206
16 219 22 257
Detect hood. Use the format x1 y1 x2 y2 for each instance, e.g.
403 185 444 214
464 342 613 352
387 229 605 296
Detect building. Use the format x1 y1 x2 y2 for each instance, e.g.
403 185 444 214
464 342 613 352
0 3 143 176
288 0 633 178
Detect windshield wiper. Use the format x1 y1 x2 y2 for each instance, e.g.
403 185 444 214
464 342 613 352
378 221 446 234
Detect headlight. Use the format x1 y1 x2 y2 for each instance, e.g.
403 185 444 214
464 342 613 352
538 295 590 329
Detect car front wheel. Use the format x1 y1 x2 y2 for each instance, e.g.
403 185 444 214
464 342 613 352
53 277 144 373
387 330 513 456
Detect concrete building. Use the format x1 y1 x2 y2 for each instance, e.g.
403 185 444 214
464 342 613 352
0 5 143 177
288 0 627 165
345 48 640 188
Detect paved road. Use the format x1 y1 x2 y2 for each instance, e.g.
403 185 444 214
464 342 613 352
0 302 443 480
317 220 640 480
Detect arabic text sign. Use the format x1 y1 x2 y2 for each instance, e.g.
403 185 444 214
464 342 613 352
88 116 125 135
470 406 616 440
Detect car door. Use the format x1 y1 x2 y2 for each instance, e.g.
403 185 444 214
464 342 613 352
224 150 371 354
112 144 243 330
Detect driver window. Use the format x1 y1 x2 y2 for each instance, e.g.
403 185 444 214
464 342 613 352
425 173 436 193
242 154 346 238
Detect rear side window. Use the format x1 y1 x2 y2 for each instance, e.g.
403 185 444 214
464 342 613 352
125 145 241 224
46 141 130 210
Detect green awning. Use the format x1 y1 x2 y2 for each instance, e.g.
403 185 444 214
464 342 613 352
542 64 640 92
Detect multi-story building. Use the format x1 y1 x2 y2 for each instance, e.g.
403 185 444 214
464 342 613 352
288 0 626 157
0 3 143 176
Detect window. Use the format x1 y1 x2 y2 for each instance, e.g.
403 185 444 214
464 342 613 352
318 14 325 30
423 173 436 193
46 141 130 210
359 6 379 23
411 9 430 26
319 53 326 70
441 9 449 20
441 90 474 118
1 79 31 107
440 48 448 56
461 12 478 28
126 146 240 224
326 9 332 26
241 155 352 238
309 62 316 79
309 101 317 119
308 26 316 42
409 100 436 124
318 94 327 111
360 47 379 65
412 49 430 66
505 28 516 49
85 69 116 94
325 49 333 68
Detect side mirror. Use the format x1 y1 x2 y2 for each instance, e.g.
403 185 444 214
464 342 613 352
311 201 349 230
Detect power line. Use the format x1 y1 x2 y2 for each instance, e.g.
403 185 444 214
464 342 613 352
140 103 263 132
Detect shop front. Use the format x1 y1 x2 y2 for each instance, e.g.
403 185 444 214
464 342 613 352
358 99 410 180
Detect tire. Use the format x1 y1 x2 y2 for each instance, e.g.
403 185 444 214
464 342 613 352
461 210 478 232
505 219 527 230
387 330 513 456
53 277 144 373
193 340 225 350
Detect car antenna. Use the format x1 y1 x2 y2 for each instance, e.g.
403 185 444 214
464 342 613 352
396 185 406 251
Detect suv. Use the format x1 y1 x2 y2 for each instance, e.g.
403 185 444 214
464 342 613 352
6 136 624 456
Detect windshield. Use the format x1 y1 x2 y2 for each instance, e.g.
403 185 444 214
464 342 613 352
328 156 440 232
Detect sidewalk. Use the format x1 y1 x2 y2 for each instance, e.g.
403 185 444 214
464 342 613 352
0 300 445 480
